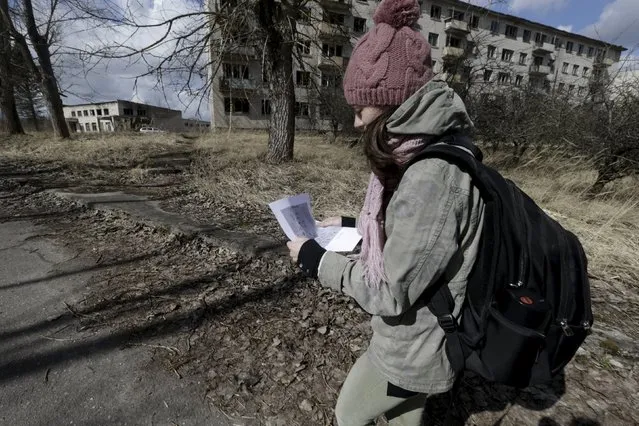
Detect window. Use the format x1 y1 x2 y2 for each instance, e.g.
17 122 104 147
554 37 563 49
83 110 88 116
223 63 249 79
428 32 439 47
523 29 531 43
483 69 493 82
96 109 102 116
90 109 95 116
224 97 250 114
587 47 595 57
505 25 518 39
568 85 575 94
515 75 523 86
466 41 476 54
71 111 76 117
583 67 589 77
354 17 366 33
562 62 569 73
487 45 496 59
261 99 271 115
535 32 547 44
83 123 89 132
295 102 310 117
103 108 109 115
321 73 341 88
123 108 133 115
469 15 479 28
324 12 345 25
490 20 499 33
430 5 441 20
297 40 311 55
296 71 311 87
498 72 510 84
578 86 585 96
322 43 343 57
566 41 574 53
448 9 465 21
446 35 461 48
138 109 147 117
572 65 579 76
519 53 528 65
577 44 584 55
91 122 98 131
558 83 565 91
501 49 513 62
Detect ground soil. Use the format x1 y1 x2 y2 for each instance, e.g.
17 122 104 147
1 139 637 426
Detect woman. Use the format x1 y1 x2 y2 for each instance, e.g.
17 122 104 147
287 0 485 424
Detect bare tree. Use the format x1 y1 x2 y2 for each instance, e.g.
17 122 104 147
0 0 70 137
0 0 24 135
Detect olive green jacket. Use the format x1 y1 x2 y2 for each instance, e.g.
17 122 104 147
318 81 485 393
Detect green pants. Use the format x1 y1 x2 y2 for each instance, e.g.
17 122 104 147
335 354 428 426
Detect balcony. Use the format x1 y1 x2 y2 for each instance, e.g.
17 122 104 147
593 57 614 68
222 46 257 60
319 0 352 11
533 42 554 55
219 78 262 91
444 18 470 35
318 55 348 68
442 46 465 61
529 64 551 75
319 22 350 40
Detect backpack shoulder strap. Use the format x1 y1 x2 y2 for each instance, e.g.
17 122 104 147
410 135 487 374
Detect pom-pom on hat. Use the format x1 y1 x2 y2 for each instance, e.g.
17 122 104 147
343 0 433 107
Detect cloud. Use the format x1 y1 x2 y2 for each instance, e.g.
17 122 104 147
580 0 639 49
53 0 210 119
557 25 573 33
508 0 569 13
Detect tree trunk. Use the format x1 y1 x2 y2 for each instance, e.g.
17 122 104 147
0 0 24 134
0 79 24 135
21 0 69 138
257 0 296 164
266 42 295 163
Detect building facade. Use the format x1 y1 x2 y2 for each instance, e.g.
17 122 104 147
208 0 625 130
63 100 183 133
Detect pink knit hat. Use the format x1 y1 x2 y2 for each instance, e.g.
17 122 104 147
343 0 434 106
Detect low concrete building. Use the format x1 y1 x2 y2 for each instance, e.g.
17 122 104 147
182 118 211 132
63 100 183 133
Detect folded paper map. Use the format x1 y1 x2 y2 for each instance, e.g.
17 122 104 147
269 194 362 252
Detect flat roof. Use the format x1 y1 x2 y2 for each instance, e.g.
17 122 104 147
447 0 627 52
63 100 181 113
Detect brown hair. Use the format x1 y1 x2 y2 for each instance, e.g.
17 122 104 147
361 107 403 219
362 107 401 179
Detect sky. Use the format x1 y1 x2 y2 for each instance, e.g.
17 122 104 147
56 0 639 119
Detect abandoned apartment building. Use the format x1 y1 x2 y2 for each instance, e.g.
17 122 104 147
207 0 625 130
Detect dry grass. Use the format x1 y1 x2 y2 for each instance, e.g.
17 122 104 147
194 132 639 288
0 132 183 168
193 130 369 218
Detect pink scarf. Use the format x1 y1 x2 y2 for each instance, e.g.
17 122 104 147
357 137 429 288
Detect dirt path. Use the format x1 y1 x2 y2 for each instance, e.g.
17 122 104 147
1 152 638 425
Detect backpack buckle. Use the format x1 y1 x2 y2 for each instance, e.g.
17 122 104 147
437 314 458 334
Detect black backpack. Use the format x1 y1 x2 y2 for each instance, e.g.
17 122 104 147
410 135 593 389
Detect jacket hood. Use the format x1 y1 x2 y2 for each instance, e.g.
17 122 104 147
386 80 474 136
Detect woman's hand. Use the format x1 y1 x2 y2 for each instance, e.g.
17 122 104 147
287 238 310 263
317 216 341 227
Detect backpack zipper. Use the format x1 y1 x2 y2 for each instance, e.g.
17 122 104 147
508 183 529 289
